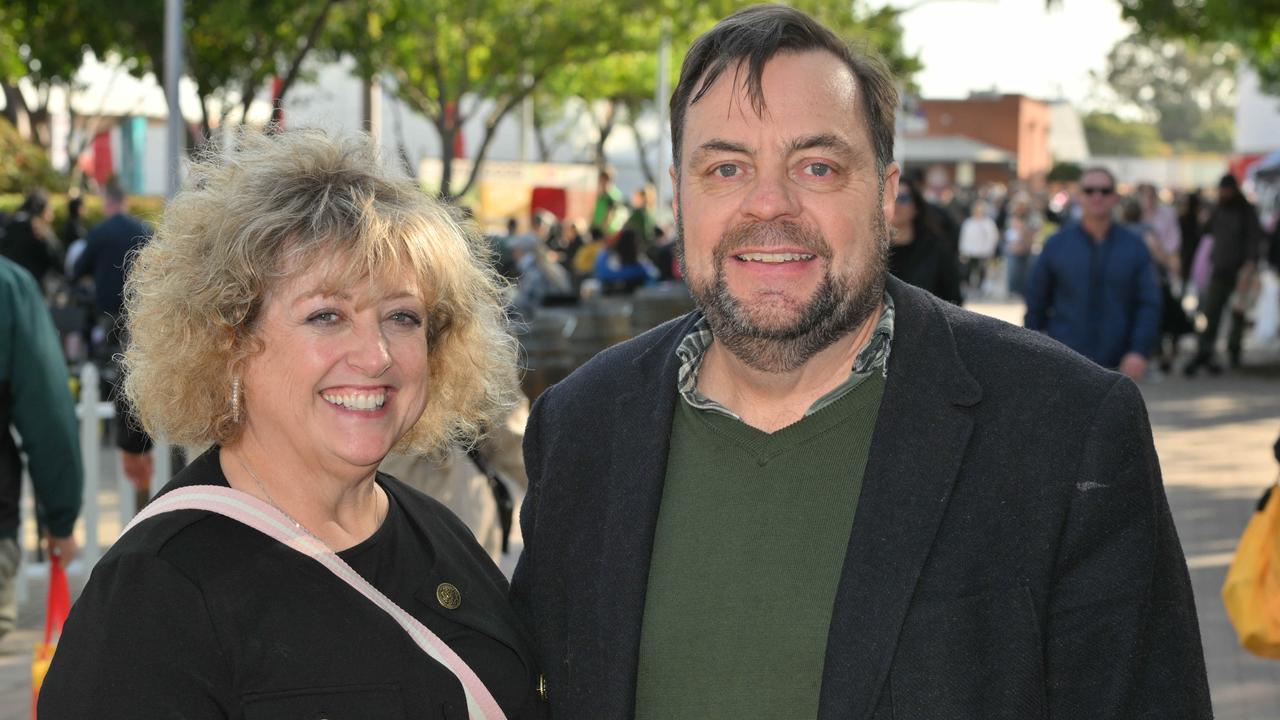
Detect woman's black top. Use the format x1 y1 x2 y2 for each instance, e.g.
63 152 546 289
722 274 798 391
39 448 545 720
889 226 963 305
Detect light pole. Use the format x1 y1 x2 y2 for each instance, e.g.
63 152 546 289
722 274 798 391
164 0 184 199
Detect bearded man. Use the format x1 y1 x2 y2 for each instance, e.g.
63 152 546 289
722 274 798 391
510 6 1210 719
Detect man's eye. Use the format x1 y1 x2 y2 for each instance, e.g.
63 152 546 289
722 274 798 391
805 163 834 177
714 164 739 178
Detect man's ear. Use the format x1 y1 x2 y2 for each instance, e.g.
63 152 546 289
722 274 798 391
669 164 680 219
882 162 901 223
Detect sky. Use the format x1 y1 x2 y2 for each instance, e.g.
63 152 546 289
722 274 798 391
874 0 1134 105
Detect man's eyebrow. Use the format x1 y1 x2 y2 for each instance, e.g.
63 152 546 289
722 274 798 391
689 139 752 163
787 133 856 159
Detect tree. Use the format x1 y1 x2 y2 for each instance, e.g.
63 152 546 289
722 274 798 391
1116 0 1280 93
1101 31 1237 152
339 0 649 200
108 0 345 145
0 1 117 149
534 0 920 186
1047 161 1082 183
1082 111 1168 157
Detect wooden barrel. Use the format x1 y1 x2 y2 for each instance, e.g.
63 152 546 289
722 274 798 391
567 298 634 367
514 310 575 400
631 282 696 334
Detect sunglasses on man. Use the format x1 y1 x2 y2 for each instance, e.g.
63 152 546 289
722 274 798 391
1082 186 1115 196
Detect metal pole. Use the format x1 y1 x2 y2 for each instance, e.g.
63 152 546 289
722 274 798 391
165 0 185 199
656 18 672 224
79 363 100 565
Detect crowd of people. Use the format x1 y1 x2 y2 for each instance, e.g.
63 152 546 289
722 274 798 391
497 171 678 322
885 169 1280 382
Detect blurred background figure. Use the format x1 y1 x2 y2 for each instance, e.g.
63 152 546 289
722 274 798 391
623 184 658 254
1132 185 1193 373
0 189 60 291
958 200 999 297
1185 174 1265 376
889 185 962 304
594 227 658 296
573 226 607 284
556 219 587 279
60 196 88 277
1025 167 1161 381
71 181 155 509
1003 193 1042 299
0 256 81 640
511 210 573 320
1177 190 1206 298
381 399 530 562
592 168 626 237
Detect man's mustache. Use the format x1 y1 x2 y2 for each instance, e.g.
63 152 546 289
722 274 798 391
712 221 833 263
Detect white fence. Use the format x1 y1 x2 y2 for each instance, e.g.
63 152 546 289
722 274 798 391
19 363 171 597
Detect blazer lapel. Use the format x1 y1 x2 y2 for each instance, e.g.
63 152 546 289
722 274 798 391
565 316 692 718
818 279 982 720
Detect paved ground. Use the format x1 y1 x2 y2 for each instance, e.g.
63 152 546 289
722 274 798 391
3 298 1278 718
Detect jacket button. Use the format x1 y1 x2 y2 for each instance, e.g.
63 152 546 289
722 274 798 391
436 582 462 609
537 673 548 701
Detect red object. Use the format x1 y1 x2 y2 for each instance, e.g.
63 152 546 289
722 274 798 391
530 187 568 220
1229 154 1263 183
271 76 286 129
32 556 70 719
91 132 113 187
445 103 465 159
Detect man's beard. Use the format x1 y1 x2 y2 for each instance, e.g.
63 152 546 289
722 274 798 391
676 210 889 374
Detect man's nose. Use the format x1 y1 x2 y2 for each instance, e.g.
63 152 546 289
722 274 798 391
740 170 801 222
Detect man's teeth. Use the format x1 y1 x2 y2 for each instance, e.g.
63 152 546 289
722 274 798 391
736 252 815 263
321 392 387 410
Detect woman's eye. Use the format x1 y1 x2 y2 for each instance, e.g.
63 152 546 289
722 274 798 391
389 311 423 327
306 310 339 324
714 164 740 178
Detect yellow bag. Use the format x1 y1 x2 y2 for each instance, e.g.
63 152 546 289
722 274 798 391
1222 477 1280 659
31 555 70 719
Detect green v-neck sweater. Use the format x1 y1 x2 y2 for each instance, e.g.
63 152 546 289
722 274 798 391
635 371 886 719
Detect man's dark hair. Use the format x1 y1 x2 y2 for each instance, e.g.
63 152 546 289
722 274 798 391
103 179 127 206
20 188 49 217
669 4 898 181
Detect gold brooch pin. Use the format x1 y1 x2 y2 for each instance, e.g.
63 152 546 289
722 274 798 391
436 582 461 610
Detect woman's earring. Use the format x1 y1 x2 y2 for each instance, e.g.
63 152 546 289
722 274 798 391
231 377 241 424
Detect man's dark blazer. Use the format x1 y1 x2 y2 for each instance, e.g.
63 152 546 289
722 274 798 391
510 277 1211 719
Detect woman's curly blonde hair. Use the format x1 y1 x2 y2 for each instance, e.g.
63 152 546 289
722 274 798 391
122 129 519 455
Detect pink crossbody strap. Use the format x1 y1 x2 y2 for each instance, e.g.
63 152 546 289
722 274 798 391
123 485 508 720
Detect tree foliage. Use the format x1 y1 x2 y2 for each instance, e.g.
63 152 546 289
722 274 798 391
0 117 60 193
1082 111 1168 157
107 0 344 143
1116 0 1280 93
1101 31 1236 152
533 0 920 183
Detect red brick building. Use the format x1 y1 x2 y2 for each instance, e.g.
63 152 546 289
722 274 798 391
913 94 1053 187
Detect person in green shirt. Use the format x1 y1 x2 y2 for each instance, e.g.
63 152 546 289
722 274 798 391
591 168 626 236
0 256 82 638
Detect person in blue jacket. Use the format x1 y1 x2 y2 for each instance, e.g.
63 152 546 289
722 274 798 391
1024 167 1161 380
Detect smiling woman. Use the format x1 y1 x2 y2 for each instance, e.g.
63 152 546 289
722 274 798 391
37 130 545 719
